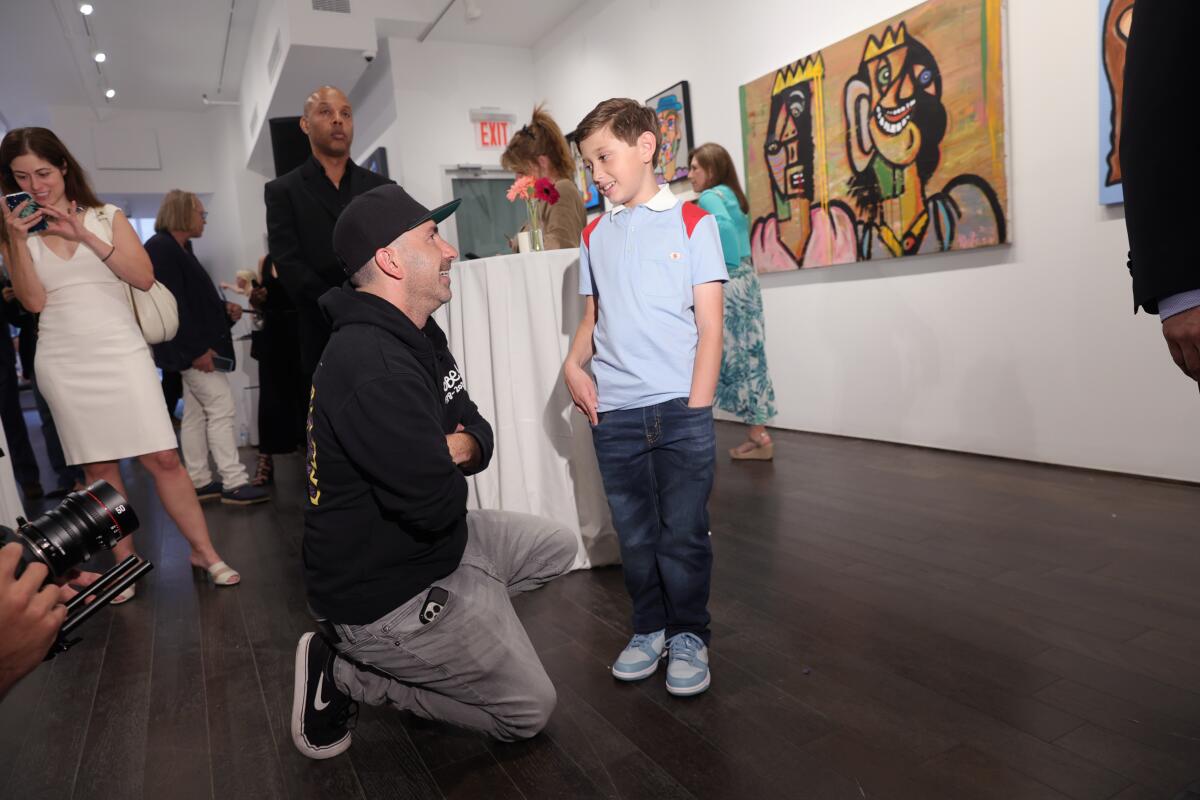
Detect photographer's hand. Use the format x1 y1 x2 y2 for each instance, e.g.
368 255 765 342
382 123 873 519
0 544 67 701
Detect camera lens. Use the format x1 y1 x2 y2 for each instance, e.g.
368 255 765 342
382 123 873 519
13 481 139 578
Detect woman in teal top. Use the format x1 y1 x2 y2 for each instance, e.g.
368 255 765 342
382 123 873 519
690 143 777 460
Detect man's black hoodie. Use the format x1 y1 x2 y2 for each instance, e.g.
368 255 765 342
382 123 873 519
304 287 494 624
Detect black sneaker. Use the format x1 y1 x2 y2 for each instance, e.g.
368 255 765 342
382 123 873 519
291 632 356 759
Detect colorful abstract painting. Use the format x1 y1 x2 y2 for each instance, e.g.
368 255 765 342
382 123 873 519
1099 0 1134 205
566 131 603 211
739 0 1008 273
646 81 694 184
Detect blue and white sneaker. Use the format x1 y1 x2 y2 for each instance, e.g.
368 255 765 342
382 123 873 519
665 633 710 696
611 630 666 681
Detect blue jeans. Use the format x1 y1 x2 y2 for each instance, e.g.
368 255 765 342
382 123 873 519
591 398 715 645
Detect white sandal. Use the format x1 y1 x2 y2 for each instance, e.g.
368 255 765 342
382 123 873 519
110 586 136 605
191 560 241 586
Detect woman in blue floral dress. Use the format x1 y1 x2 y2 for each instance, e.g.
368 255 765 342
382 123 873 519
690 143 777 460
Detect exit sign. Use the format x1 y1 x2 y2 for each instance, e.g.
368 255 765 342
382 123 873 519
477 120 510 149
469 108 516 151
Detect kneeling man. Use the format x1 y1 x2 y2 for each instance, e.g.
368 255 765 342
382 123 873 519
291 185 577 758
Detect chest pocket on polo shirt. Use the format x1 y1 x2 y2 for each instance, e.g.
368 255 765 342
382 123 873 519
639 256 689 298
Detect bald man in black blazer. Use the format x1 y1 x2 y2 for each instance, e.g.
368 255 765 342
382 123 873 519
265 85 392 381
1122 1 1200 386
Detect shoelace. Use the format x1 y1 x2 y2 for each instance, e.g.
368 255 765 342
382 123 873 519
668 633 703 665
628 632 660 654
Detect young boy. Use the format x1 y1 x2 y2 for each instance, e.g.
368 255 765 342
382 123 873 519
564 98 727 696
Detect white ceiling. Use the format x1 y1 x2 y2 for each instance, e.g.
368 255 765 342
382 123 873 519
0 0 259 126
0 0 584 130
425 0 587 48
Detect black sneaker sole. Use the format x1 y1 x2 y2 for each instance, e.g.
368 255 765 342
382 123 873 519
291 632 352 759
221 495 270 506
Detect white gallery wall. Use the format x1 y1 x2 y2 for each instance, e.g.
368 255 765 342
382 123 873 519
531 0 1200 483
354 36 538 251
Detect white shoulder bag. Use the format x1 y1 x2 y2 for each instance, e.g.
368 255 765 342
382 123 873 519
95 205 179 345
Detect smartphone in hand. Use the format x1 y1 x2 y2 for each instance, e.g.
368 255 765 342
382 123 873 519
5 192 49 234
212 355 235 373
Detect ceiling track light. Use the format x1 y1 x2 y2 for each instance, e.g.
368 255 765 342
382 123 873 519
93 51 106 63
79 3 94 15
104 88 116 100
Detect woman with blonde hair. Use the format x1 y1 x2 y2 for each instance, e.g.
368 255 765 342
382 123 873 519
0 128 240 598
501 105 587 250
689 142 778 460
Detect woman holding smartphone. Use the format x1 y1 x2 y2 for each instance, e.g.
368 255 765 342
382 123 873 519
0 128 240 598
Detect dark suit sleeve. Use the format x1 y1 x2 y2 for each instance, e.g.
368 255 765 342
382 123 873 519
2 296 24 328
455 391 493 476
1120 1 1197 313
265 179 329 307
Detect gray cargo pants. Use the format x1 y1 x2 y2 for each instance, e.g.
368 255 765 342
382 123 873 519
328 510 577 741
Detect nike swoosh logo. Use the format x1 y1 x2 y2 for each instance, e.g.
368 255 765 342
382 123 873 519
314 672 330 711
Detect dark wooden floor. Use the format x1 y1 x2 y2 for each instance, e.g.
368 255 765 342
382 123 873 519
2 420 1199 800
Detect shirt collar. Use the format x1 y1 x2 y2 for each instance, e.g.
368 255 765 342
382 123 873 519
610 183 678 216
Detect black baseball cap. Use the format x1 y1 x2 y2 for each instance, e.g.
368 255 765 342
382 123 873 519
333 184 461 275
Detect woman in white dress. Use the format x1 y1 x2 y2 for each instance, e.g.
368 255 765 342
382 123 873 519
0 128 239 597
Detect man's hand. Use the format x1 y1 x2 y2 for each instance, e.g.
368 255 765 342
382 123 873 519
0 543 67 700
192 348 216 373
446 424 481 469
1163 306 1200 382
225 302 243 323
249 286 267 310
564 362 599 425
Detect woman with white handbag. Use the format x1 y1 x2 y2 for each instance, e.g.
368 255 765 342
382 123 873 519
0 127 240 599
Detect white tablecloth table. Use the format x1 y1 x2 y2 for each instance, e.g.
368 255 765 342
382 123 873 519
439 249 619 569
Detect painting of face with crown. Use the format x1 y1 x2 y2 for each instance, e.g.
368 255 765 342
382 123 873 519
1099 0 1134 204
740 0 1009 273
646 81 694 184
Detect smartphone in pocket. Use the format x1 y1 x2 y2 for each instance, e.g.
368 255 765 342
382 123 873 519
211 355 235 373
5 192 48 234
420 587 449 625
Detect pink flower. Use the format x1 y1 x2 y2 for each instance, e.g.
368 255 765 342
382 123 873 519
534 177 560 205
506 176 535 202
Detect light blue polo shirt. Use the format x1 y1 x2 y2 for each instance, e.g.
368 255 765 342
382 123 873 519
579 185 729 412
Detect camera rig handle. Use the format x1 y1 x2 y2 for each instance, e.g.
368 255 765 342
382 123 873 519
45 555 154 659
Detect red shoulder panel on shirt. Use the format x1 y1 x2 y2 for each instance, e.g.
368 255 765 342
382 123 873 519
681 202 710 238
581 215 603 249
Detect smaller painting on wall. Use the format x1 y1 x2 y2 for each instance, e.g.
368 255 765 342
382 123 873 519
646 81 694 184
1099 0 1134 205
363 146 389 179
566 131 604 212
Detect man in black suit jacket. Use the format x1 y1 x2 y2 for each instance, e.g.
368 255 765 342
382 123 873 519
265 85 392 380
1122 0 1200 384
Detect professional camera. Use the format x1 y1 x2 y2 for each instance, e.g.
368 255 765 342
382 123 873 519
0 481 153 658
